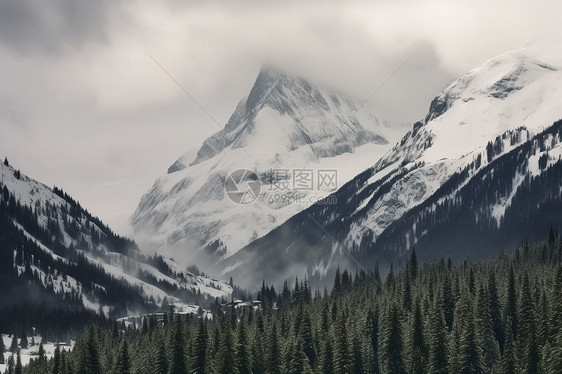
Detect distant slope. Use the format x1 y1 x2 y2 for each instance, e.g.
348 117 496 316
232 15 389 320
0 159 231 319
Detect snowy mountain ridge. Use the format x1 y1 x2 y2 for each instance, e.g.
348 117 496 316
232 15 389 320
345 43 562 244
131 67 407 267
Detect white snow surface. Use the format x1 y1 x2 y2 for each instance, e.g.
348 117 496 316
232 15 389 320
131 68 407 266
345 41 562 249
420 45 562 163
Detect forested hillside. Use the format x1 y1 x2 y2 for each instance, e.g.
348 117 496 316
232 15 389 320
12 229 562 374
0 158 231 338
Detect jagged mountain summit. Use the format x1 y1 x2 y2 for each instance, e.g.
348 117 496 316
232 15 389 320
0 159 231 318
218 41 562 289
131 67 406 266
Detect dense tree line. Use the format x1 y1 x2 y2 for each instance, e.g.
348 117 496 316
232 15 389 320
10 231 562 374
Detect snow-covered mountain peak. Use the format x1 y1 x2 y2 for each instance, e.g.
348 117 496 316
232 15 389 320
382 41 562 171
132 68 407 266
175 66 391 172
426 45 560 123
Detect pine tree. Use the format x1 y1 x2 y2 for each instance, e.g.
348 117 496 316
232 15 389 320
409 300 427 374
192 318 207 374
153 336 168 374
333 314 350 374
38 342 46 362
523 323 541 374
549 265 562 342
19 329 27 350
267 322 282 374
286 336 310 374
76 327 102 374
113 339 131 374
321 303 330 335
538 289 549 347
333 267 341 296
236 320 251 374
459 313 484 374
442 276 455 331
350 331 363 374
7 354 15 374
60 349 73 374
501 318 516 374
381 304 405 374
366 306 380 374
468 268 476 295
452 292 483 374
518 273 535 349
505 266 518 341
487 272 505 352
476 285 499 372
402 276 412 312
167 320 188 374
428 298 448 374
386 264 395 292
52 346 61 374
10 335 18 353
216 320 238 374
300 309 316 369
321 334 334 374
374 262 382 285
548 326 562 373
251 331 266 374
14 352 22 374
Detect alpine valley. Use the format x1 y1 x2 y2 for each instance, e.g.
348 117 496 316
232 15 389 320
2 33 562 374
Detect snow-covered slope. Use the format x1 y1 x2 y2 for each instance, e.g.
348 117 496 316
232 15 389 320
131 67 406 266
218 41 562 289
346 41 562 244
0 160 231 317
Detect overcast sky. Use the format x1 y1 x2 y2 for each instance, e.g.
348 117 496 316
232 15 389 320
0 0 560 235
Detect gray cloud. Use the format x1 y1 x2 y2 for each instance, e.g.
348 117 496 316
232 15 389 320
0 0 115 55
0 0 560 235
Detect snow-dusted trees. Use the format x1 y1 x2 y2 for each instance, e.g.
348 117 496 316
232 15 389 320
12 229 562 374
